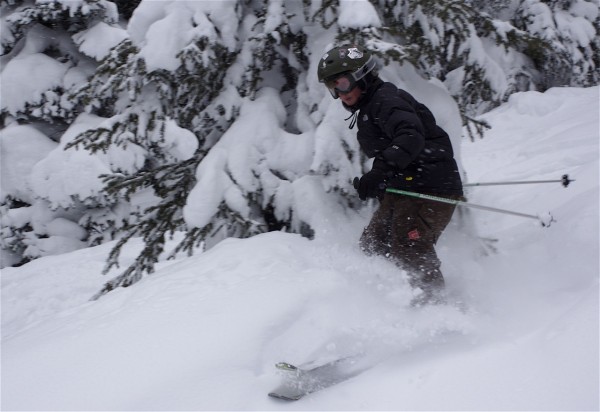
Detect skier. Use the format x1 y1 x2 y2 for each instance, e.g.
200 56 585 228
317 45 464 305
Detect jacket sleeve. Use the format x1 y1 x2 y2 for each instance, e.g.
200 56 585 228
373 91 426 170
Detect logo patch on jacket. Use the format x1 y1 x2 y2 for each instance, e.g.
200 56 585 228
408 229 420 240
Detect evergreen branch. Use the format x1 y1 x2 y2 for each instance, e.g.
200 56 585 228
2 0 116 55
91 155 200 299
312 0 339 28
463 114 491 142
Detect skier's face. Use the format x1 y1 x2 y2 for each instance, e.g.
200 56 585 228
339 85 362 107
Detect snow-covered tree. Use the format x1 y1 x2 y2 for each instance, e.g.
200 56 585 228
0 0 125 266
513 0 599 89
65 1 240 296
370 0 598 138
1 0 123 130
66 0 355 297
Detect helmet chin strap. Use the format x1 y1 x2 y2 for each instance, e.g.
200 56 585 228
340 76 377 129
344 110 358 129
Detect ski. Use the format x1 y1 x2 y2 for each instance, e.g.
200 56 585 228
268 357 365 401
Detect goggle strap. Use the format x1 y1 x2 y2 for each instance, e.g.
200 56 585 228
351 55 376 82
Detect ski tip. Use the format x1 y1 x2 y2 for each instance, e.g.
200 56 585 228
268 391 302 401
275 362 298 371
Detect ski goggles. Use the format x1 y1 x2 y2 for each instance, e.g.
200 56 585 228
324 73 357 98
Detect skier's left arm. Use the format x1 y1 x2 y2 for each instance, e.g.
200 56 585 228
375 95 427 170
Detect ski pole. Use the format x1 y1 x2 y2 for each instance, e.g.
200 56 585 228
464 174 573 188
384 187 555 227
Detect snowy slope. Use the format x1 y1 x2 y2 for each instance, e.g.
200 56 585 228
2 86 598 410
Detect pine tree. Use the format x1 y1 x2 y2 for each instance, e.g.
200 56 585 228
0 0 122 266
1 0 120 133
65 5 240 296
68 0 364 298
63 2 280 297
513 0 599 89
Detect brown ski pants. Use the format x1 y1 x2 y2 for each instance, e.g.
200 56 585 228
360 192 459 297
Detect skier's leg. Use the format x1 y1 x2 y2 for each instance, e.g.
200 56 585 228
389 196 458 304
359 195 394 257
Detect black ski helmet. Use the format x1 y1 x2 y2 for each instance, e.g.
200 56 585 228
317 45 376 84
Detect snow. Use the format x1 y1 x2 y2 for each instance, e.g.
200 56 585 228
263 0 284 33
570 0 600 21
337 0 382 29
72 21 128 61
2 86 598 410
0 53 69 115
128 1 239 71
0 124 57 203
184 88 314 230
555 9 596 48
160 118 199 162
29 113 113 208
27 111 196 210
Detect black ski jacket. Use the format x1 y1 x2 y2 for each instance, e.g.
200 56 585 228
353 78 463 196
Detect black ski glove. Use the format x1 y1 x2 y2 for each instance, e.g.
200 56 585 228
354 170 387 200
